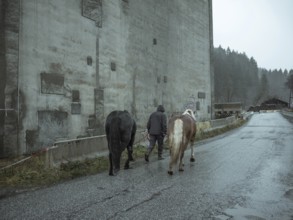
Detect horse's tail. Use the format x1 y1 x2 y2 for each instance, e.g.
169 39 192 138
109 117 121 151
170 119 184 166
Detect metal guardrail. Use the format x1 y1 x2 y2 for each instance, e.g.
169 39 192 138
281 110 293 118
210 115 236 128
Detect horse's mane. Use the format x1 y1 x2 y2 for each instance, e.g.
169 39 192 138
182 109 196 121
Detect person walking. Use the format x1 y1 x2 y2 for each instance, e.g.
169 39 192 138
145 105 167 162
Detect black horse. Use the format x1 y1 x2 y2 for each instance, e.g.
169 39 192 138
105 110 136 176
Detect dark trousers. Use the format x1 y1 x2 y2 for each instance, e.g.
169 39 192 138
147 134 164 156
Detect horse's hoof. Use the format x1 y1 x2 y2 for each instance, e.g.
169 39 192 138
109 172 114 176
179 168 184 172
190 158 195 162
124 166 133 170
113 169 120 175
168 171 173 175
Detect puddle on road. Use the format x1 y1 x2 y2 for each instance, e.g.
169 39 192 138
284 189 293 200
214 204 266 220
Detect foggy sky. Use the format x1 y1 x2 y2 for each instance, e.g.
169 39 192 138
213 0 293 71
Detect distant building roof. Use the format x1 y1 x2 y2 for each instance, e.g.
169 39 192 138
214 102 242 109
261 98 288 106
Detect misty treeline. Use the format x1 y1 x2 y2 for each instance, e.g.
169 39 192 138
214 46 293 109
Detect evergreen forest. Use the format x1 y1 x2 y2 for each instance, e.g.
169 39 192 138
213 46 293 109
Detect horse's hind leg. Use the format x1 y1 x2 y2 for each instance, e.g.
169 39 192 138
179 151 185 171
109 153 114 176
125 145 134 169
124 158 130 169
190 143 195 162
168 159 174 175
127 133 135 162
125 145 134 168
126 137 135 168
112 153 121 175
127 145 134 162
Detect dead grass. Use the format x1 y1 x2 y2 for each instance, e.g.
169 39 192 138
196 118 246 140
0 119 246 189
0 145 147 189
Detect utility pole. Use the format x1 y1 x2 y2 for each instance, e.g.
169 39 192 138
289 89 293 108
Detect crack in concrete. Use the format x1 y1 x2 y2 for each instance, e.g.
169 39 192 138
65 187 131 219
106 185 173 220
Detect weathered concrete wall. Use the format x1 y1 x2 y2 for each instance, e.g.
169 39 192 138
0 0 6 157
2 0 213 157
99 0 213 125
165 0 212 121
17 0 99 153
1 0 20 157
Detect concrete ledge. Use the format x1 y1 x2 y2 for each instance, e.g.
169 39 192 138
45 135 108 168
43 129 148 168
196 121 211 131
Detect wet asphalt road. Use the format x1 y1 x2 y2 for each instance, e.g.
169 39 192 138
0 112 293 220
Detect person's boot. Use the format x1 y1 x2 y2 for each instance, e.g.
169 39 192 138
158 151 164 160
144 153 149 162
158 146 164 160
145 148 152 162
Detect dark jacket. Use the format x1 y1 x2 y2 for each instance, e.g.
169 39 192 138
147 105 167 136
